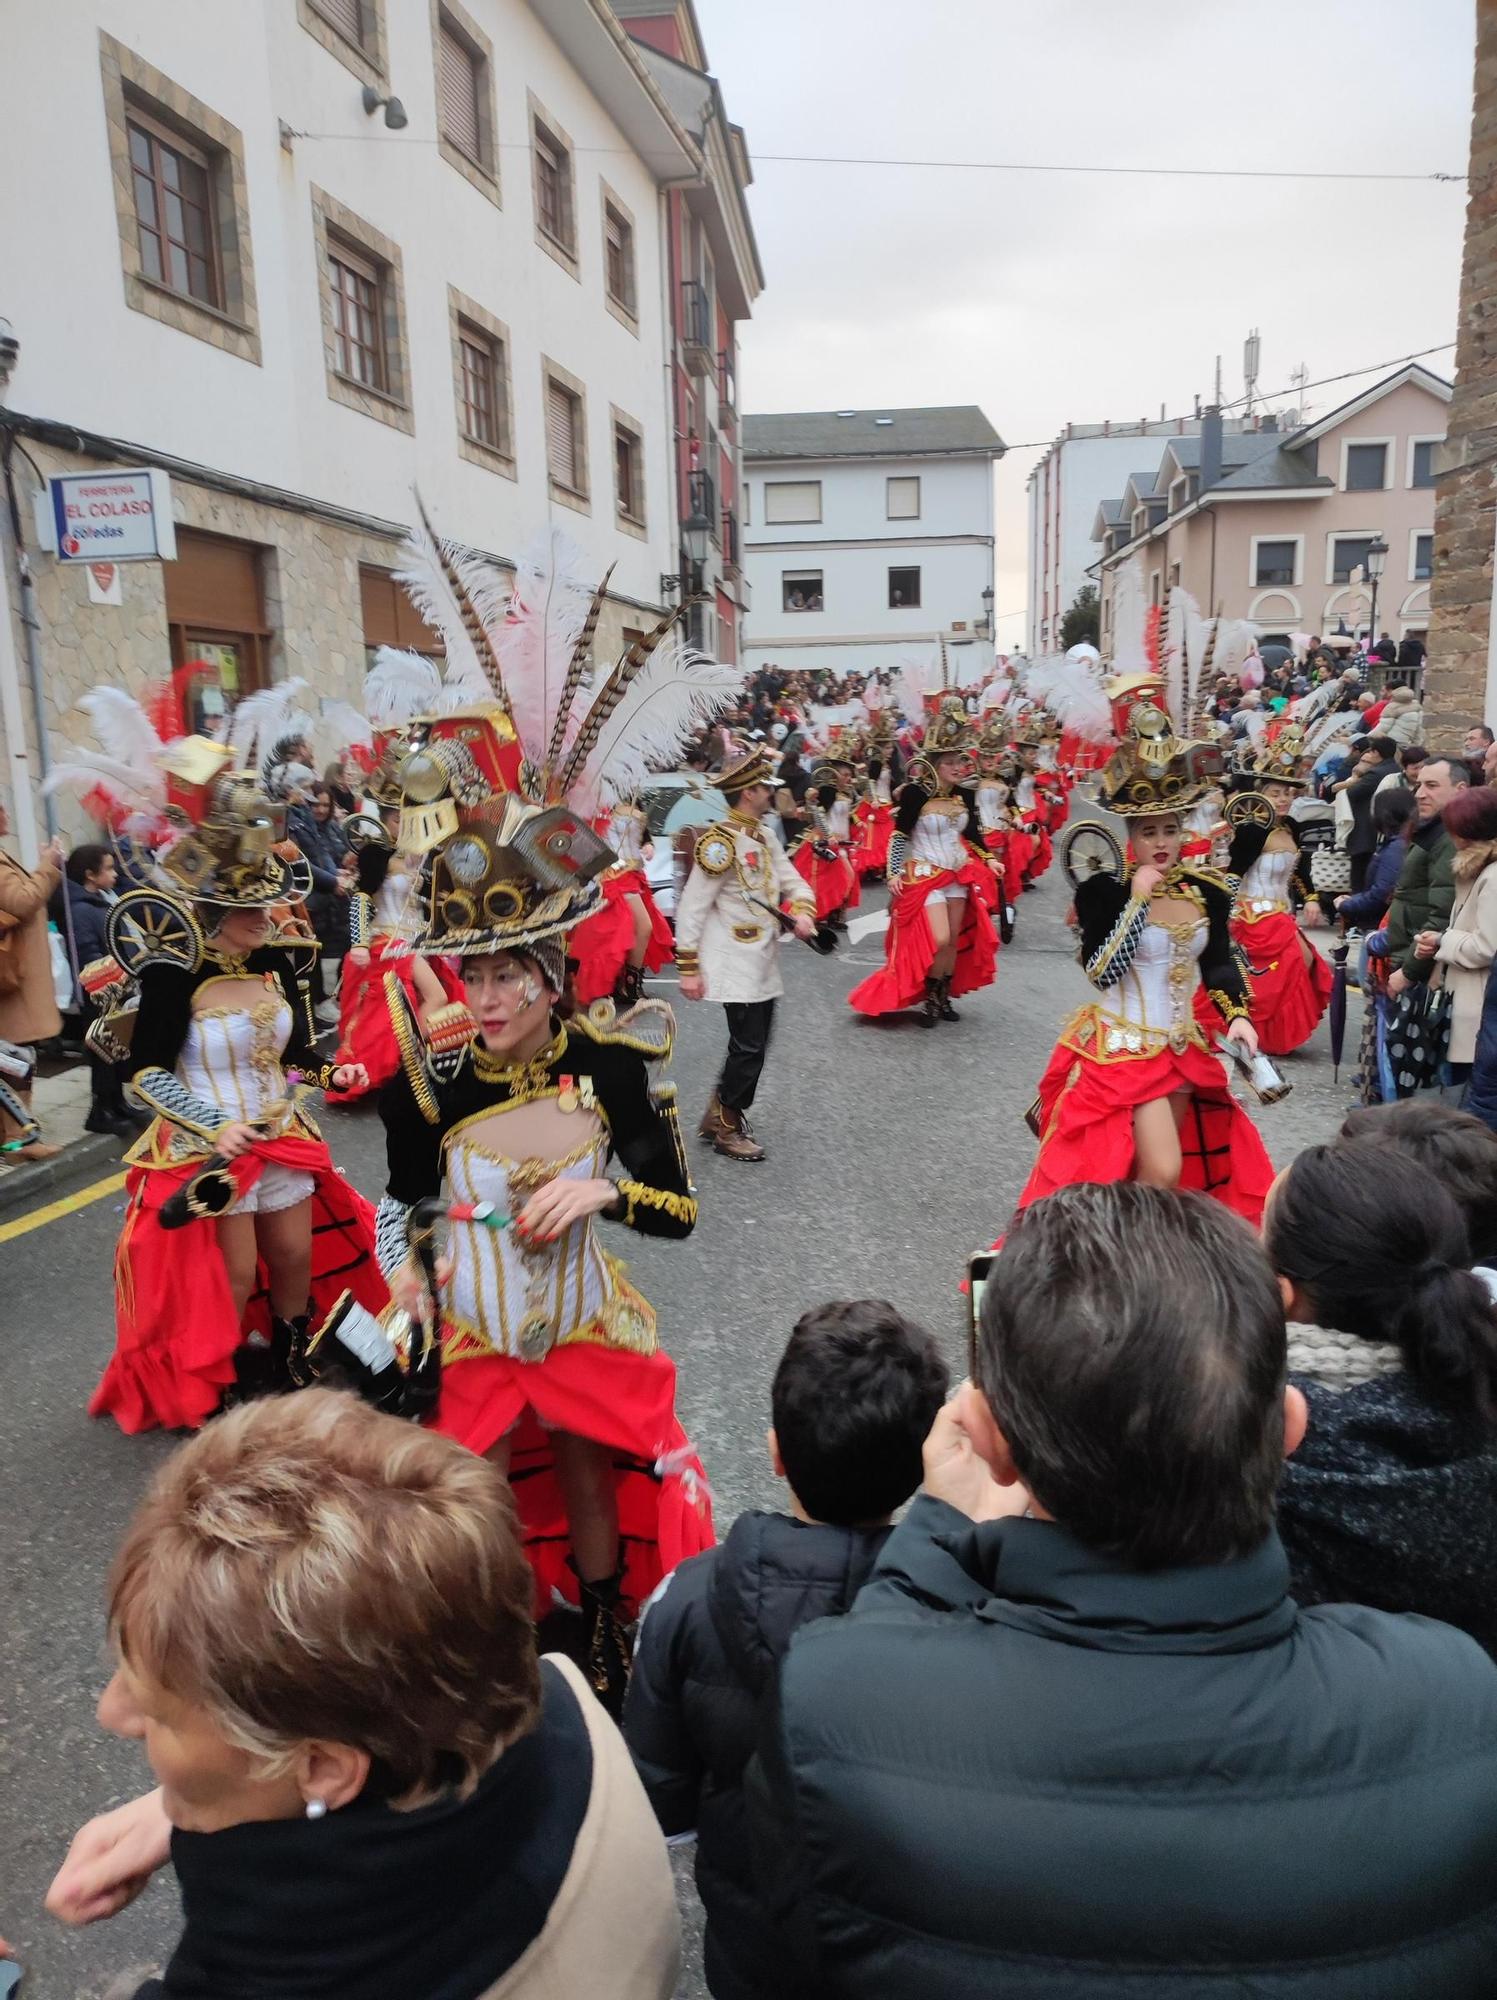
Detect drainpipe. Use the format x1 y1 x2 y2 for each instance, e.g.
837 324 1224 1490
0 324 43 865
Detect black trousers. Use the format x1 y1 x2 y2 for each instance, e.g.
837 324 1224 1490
718 1000 776 1112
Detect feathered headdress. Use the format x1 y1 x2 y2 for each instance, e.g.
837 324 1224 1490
1024 651 1112 746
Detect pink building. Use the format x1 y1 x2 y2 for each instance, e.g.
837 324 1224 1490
1093 365 1450 657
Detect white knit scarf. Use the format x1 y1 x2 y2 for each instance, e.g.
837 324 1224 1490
1285 1322 1404 1391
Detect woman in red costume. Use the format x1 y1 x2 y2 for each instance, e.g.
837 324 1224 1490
1015 690 1274 1226
90 749 385 1434
1197 727 1332 1056
568 794 674 1006
791 755 861 924
849 698 1000 1025
852 714 899 879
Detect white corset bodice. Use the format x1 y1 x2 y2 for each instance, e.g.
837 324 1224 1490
976 780 1010 832
181 990 292 1124
443 1105 653 1362
1238 843 1298 910
911 798 971 871
375 859 414 931
874 769 893 805
826 798 852 843
1016 775 1038 814
1100 918 1207 1042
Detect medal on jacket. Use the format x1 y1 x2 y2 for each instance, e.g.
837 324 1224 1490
557 1074 578 1113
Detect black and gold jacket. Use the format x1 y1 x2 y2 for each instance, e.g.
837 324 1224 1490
1074 867 1250 1024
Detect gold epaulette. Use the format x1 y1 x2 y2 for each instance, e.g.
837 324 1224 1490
570 996 676 1063
1181 864 1234 898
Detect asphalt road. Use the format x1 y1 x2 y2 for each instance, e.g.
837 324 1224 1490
0 848 1356 1998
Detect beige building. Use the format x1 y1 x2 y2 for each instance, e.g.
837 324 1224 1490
1093 365 1450 664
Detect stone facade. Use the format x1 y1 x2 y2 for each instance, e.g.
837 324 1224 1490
4 433 661 838
1424 4 1497 735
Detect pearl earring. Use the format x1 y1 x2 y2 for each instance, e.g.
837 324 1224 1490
305 1798 327 1821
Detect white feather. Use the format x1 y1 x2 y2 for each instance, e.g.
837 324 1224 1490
76 687 164 769
495 526 598 768
1179 591 1213 730
316 700 374 763
1023 653 1112 744
43 751 165 809
1163 591 1187 733
364 648 445 728
1109 558 1149 673
574 645 746 816
1211 620 1258 689
222 679 311 773
393 513 505 706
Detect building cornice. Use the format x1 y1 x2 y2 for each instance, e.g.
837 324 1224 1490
745 533 994 553
526 0 701 183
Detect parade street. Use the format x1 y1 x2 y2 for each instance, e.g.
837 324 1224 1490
0 847 1353 1999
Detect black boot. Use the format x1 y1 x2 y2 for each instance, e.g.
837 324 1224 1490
922 977 943 1026
270 1312 312 1392
571 1560 633 1719
613 962 645 1008
937 976 961 1022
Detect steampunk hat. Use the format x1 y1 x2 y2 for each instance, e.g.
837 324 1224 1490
922 696 977 759
1097 698 1225 819
717 745 775 795
156 743 293 907
977 709 1011 758
1244 722 1313 790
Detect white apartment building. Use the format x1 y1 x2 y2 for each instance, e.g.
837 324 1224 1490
0 0 714 847
741 407 1004 680
1027 415 1265 654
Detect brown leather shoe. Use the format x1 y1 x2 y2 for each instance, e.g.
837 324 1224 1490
713 1107 766 1162
698 1092 723 1138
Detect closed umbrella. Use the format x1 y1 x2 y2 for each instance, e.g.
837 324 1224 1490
1329 937 1351 1080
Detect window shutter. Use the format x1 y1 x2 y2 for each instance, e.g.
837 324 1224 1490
314 0 365 47
438 21 481 161
547 382 577 489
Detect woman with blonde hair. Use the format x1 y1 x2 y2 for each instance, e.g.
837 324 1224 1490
46 1391 681 1999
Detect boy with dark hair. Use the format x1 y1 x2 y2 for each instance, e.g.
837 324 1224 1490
623 1299 947 2000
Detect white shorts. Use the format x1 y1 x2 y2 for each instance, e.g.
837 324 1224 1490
936 882 970 904
226 1164 315 1216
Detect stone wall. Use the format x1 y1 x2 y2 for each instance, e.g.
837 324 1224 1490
1424 2 1497 735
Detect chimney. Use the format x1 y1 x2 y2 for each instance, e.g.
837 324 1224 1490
1260 411 1279 433
1200 404 1223 493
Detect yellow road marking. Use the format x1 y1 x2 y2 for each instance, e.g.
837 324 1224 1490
0 1170 127 1243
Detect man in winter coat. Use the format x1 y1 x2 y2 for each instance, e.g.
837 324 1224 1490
1335 735 1400 893
55 843 140 1136
624 1301 947 2000
0 804 65 1158
748 1183 1497 1999
1385 754 1468 998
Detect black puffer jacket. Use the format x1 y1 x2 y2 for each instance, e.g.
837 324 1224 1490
748 1493 1497 1999
623 1510 889 2000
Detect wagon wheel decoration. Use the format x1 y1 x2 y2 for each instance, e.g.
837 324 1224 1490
106 889 204 977
1060 821 1125 889
1225 790 1276 832
285 853 316 902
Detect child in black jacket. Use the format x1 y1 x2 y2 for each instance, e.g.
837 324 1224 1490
622 1300 947 2000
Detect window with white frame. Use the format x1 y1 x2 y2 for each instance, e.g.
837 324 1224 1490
783 570 823 612
888 566 921 608
544 368 587 501
1329 534 1377 585
1342 441 1389 491
1412 531 1434 581
764 480 821 524
886 475 920 519
1253 538 1299 587
1410 438 1440 489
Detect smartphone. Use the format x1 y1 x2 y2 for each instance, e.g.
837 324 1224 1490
965 1250 995 1378
0 1960 24 1997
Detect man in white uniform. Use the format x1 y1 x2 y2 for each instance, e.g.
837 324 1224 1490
675 747 818 1162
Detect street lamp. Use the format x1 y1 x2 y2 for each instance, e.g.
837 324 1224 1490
981 584 994 637
1364 537 1388 662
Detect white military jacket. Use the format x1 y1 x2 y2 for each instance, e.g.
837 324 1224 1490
674 809 815 1003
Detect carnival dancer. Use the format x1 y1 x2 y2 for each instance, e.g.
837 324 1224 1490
1015 686 1274 1226
1196 727 1332 1056
678 746 820 1162
791 751 860 926
1034 729 1071 832
1013 736 1055 884
86 740 385 1434
852 711 899 879
848 698 1000 1025
568 793 674 1007
973 715 1024 939
333 769 463 1100
371 517 739 1711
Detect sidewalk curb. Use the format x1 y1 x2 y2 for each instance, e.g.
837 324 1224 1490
0 1131 126 1219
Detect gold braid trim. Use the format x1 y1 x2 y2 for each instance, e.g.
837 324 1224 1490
654 1084 694 1193
1209 987 1251 1025
614 1179 698 1228
675 947 701 975
384 973 441 1125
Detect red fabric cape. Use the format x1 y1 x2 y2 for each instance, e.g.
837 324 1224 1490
848 857 999 1016
1194 911 1332 1057
431 1341 715 1620
1013 1030 1274 1227
569 870 674 1004
95 1129 387 1435
852 801 894 876
335 939 462 1100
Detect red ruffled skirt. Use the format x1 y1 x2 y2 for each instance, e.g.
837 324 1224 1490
793 841 860 917
983 828 1026 909
1039 781 1071 833
853 802 895 876
94 1128 387 1434
1013 1013 1275 1227
1021 816 1053 881
335 937 463 1100
848 858 999 1016
569 869 675 1004
432 1340 715 1620
1194 910 1332 1056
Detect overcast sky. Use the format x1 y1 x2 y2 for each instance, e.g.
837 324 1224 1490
696 0 1475 644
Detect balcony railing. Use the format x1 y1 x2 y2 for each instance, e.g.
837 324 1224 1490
686 466 717 538
680 279 712 374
